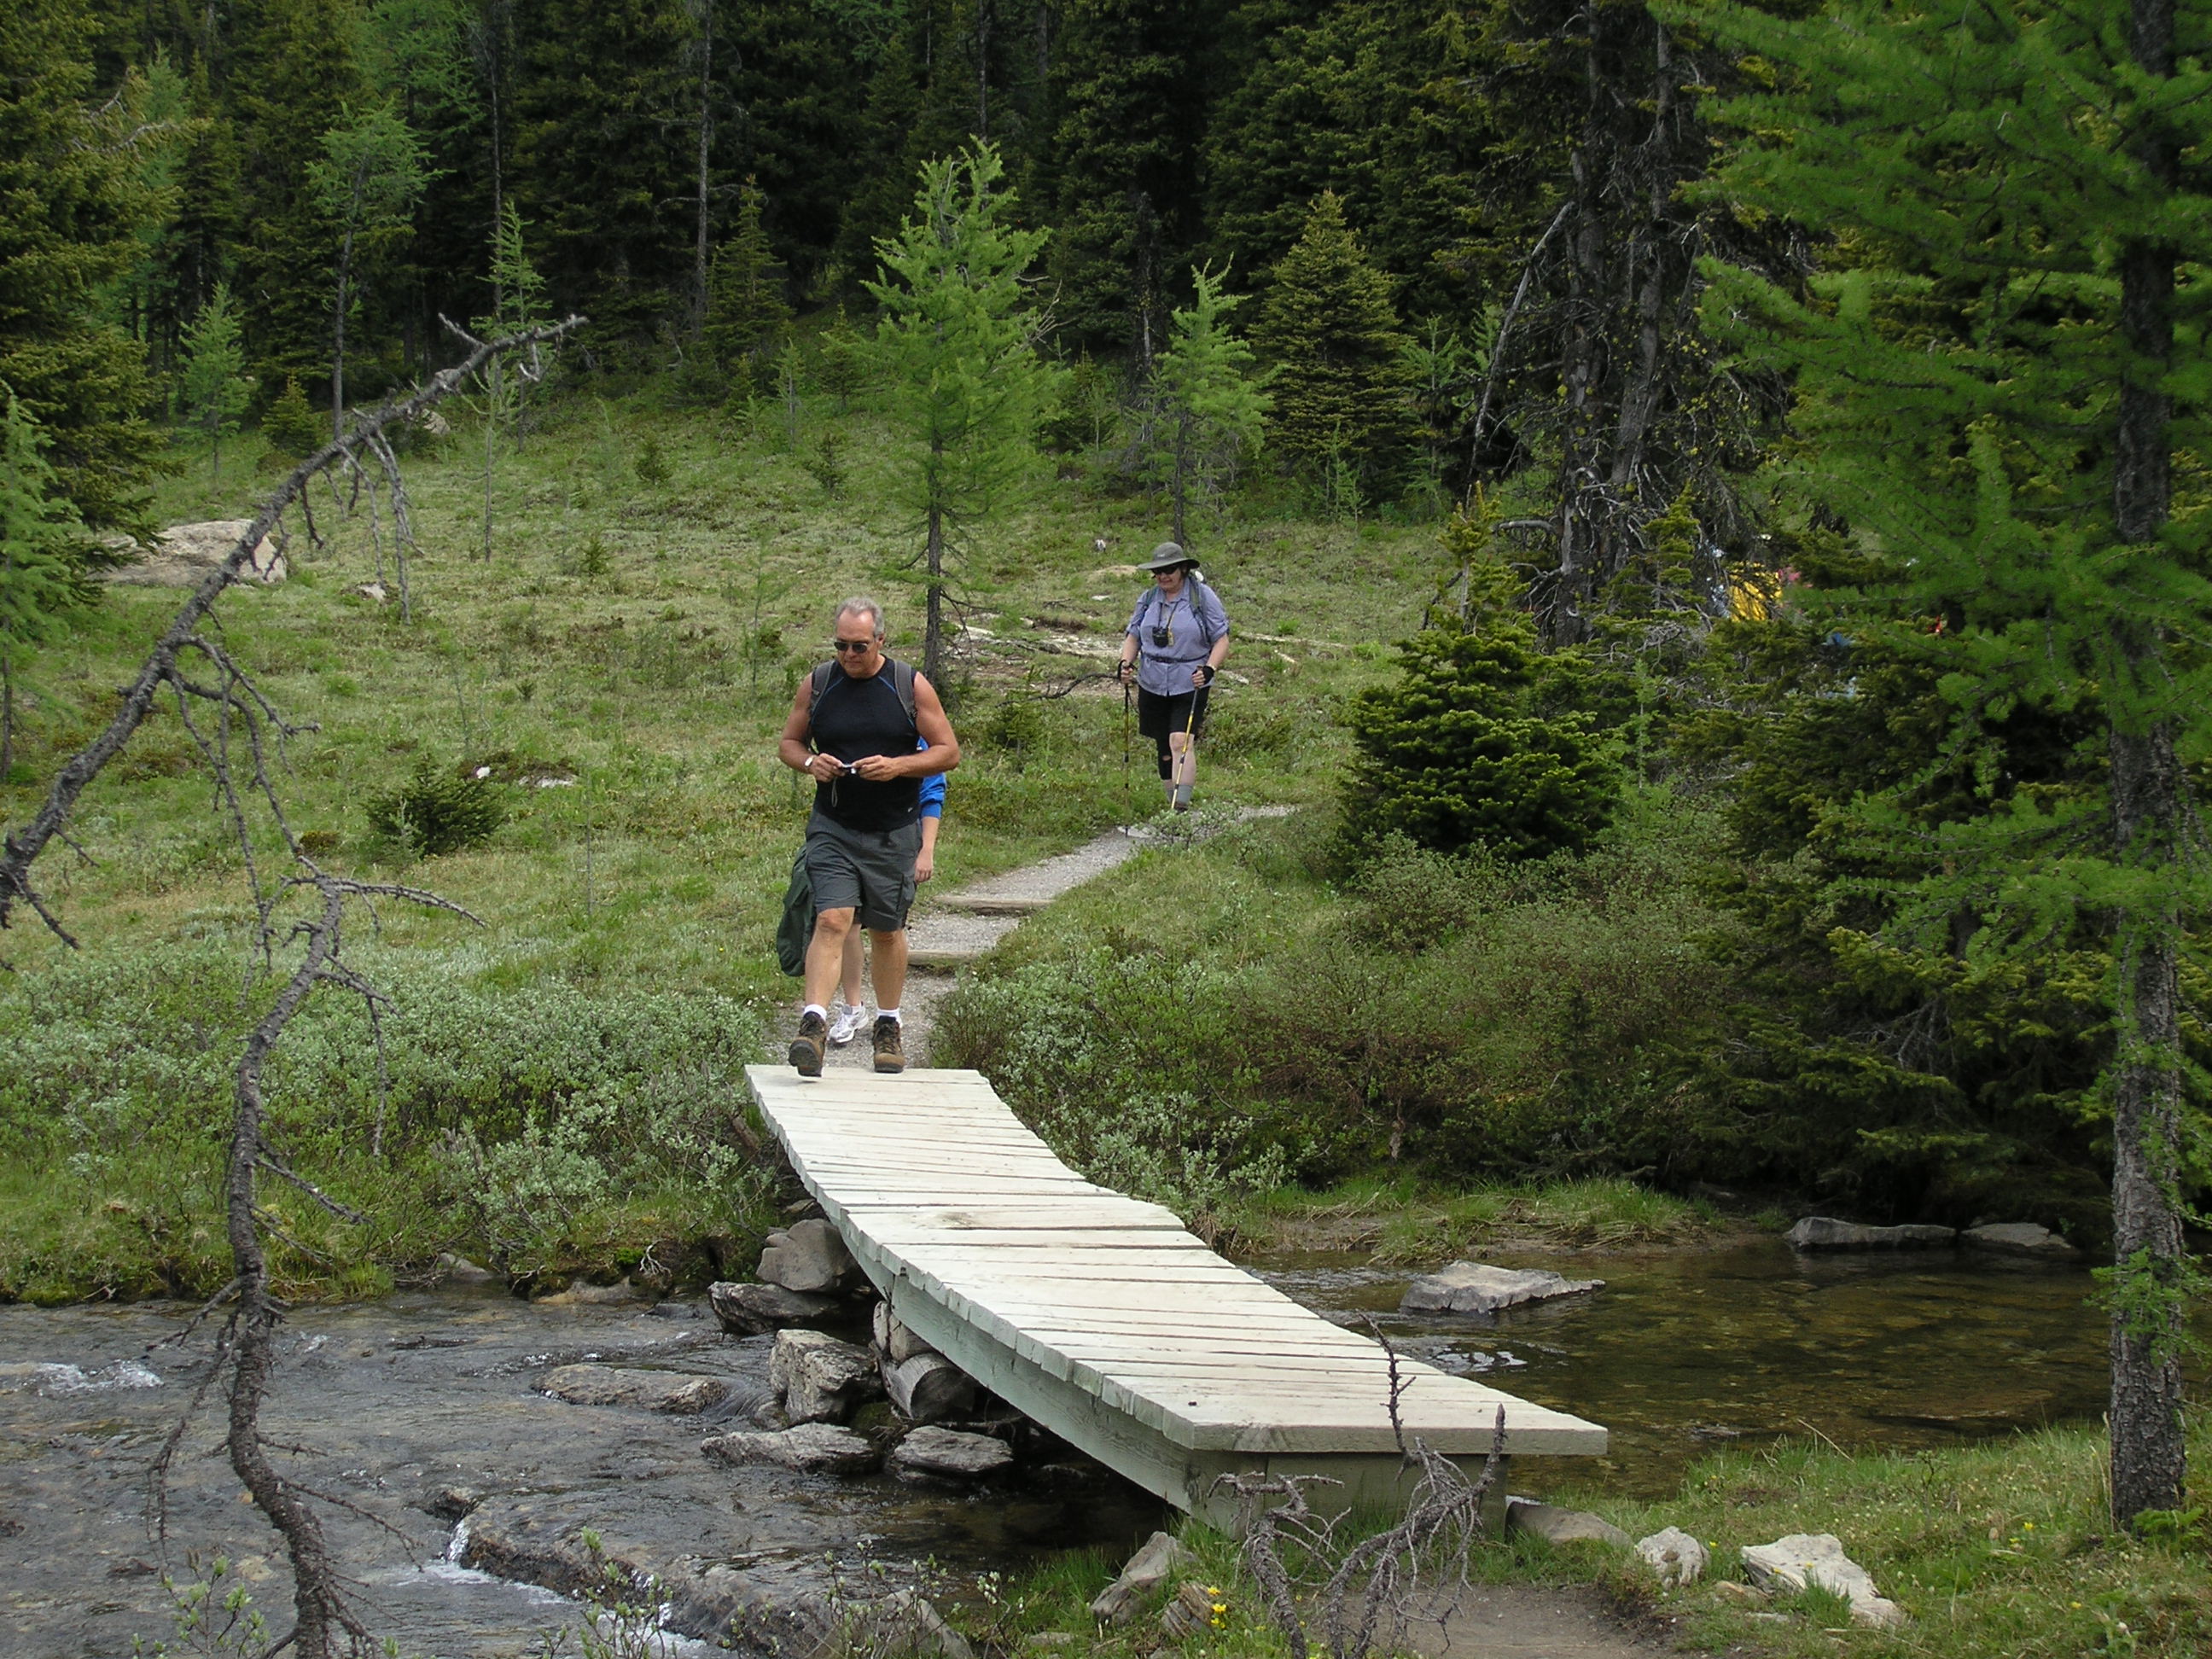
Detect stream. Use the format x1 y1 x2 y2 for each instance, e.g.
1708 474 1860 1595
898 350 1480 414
0 1239 2102 1656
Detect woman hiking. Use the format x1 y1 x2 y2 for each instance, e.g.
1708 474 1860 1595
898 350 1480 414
1115 543 1230 812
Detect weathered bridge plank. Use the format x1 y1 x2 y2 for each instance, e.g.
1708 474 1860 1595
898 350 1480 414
744 1065 1605 1525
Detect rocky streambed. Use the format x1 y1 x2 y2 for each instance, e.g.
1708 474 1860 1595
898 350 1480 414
0 1285 1162 1658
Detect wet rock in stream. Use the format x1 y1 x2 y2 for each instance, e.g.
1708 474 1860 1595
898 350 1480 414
538 1363 731 1412
771 1329 884 1423
710 1278 844 1334
0 1293 1162 1657
702 1421 882 1476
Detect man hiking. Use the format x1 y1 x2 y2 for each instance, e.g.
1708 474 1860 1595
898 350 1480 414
778 597 960 1075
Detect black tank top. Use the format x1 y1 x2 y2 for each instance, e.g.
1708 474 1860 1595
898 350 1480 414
811 662 922 830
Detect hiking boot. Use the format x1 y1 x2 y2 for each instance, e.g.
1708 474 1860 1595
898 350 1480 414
871 1015 905 1074
827 1001 866 1047
789 1010 829 1076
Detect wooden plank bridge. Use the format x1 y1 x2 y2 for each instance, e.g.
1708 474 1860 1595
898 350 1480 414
745 1065 1607 1528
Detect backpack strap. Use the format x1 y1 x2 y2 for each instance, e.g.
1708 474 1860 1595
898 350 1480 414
807 659 919 735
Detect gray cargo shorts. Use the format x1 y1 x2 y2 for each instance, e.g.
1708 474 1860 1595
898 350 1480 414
803 809 923 933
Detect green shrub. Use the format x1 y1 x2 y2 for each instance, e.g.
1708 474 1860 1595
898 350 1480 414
366 759 508 855
262 375 322 458
0 943 772 1300
634 432 671 486
1340 615 1621 859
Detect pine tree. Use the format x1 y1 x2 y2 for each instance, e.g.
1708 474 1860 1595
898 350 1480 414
813 306 870 411
1341 599 1619 860
864 142 1062 683
1251 191 1416 488
0 390 90 777
309 100 432 438
178 281 253 483
471 199 547 559
1697 0 2212 1528
1041 0 1216 355
701 180 791 394
263 374 322 458
509 0 693 352
1144 264 1270 542
0 0 166 533
231 0 365 391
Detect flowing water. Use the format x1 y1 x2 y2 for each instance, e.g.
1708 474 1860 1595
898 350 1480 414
0 1239 2105 1654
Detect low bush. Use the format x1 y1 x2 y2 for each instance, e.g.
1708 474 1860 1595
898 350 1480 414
0 942 774 1302
366 759 508 855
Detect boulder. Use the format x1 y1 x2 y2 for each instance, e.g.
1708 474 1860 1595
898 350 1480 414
707 1280 841 1336
1400 1263 1604 1316
537 1364 730 1414
883 1352 979 1423
888 1426 1013 1483
435 1252 500 1284
701 1423 880 1478
1505 1499 1631 1550
416 1484 481 1522
1786 1217 1957 1251
758 1219 858 1295
1635 1527 1708 1586
534 1277 643 1306
1090 1531 1197 1626
1741 1534 1906 1630
874 1301 937 1364
771 1330 882 1423
103 521 286 587
1963 1222 2079 1260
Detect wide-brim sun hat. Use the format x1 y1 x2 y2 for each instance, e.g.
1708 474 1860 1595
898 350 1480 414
1141 542 1196 572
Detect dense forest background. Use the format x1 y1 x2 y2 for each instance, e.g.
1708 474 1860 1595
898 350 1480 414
3 0 2208 1268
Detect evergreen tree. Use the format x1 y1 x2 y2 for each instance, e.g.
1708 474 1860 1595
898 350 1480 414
471 198 547 559
1251 191 1416 488
864 142 1062 683
1696 0 2212 1527
509 0 692 352
231 0 364 390
179 281 253 482
148 58 242 379
0 0 166 533
309 100 432 436
1341 565 1618 859
813 306 870 411
701 180 791 393
1144 263 1270 542
263 373 321 458
1041 0 1217 355
0 390 90 777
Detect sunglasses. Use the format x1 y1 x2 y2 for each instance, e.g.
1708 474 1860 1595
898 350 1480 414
830 637 877 654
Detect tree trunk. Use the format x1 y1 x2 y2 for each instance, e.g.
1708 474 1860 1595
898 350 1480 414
2105 0 2188 1533
481 364 497 562
1 645 13 780
332 218 358 443
692 0 713 337
924 500 946 686
975 0 992 137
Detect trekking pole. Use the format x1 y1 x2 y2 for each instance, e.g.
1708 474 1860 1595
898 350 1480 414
1121 672 1132 833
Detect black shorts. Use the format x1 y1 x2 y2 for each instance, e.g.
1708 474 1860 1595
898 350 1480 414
1137 684 1210 743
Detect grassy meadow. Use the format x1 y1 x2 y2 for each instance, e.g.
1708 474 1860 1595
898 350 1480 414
0 387 1438 1302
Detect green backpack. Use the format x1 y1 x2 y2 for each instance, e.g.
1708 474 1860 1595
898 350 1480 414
776 847 812 976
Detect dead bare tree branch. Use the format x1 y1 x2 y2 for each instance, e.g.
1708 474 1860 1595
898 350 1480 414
0 317 581 1659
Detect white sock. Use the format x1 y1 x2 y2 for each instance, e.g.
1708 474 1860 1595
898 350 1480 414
802 1003 828 1022
876 1007 900 1024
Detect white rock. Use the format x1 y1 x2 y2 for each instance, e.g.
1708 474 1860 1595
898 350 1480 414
1401 1263 1604 1315
1635 1527 1707 1585
1786 1216 1956 1250
353 581 388 603
1741 1533 1907 1629
888 1426 1013 1481
1089 1530 1196 1625
104 521 286 587
770 1329 881 1423
759 1218 858 1294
